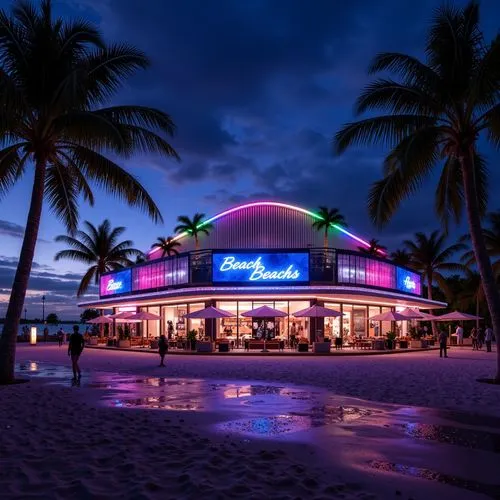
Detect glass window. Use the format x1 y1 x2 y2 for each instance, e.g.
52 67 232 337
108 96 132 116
187 303 205 339
369 306 381 337
324 303 342 338
381 306 392 337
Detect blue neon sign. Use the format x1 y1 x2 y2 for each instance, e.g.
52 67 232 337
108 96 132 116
212 252 309 284
396 267 421 295
100 269 132 297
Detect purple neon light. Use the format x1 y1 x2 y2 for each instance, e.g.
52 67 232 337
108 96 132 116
149 201 377 256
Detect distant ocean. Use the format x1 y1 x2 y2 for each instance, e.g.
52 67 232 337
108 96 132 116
17 323 81 336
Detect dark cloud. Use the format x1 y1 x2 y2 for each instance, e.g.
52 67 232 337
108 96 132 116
0 220 25 239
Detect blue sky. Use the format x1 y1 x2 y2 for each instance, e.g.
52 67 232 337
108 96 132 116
1 0 499 319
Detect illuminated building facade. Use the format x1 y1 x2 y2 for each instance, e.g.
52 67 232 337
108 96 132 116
80 202 445 343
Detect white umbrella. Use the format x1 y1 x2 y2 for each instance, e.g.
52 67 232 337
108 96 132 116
109 311 134 319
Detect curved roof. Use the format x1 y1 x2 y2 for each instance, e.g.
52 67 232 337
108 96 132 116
149 201 377 256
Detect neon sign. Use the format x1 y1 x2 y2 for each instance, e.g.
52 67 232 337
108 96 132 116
212 252 309 284
403 276 416 290
396 267 421 295
106 279 123 292
100 269 132 297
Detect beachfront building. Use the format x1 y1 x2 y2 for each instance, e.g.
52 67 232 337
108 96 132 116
79 201 445 347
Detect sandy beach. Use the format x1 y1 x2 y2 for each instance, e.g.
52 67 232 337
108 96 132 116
0 345 499 499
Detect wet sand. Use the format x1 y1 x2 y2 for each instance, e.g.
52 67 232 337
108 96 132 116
0 346 498 499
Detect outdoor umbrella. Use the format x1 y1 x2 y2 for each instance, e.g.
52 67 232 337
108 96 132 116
126 311 161 320
109 311 134 319
184 306 235 342
241 305 288 352
184 306 235 319
241 305 288 318
369 311 408 321
434 311 482 321
86 315 113 324
293 304 343 318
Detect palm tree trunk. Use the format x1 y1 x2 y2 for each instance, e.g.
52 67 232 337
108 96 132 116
324 228 328 248
0 161 47 384
427 269 437 337
461 153 500 382
195 236 199 251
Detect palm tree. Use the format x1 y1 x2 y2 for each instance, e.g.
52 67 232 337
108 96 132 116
334 2 500 380
391 249 413 268
151 236 181 258
0 1 178 384
358 239 387 256
403 231 465 334
174 213 213 250
311 206 347 248
55 220 143 296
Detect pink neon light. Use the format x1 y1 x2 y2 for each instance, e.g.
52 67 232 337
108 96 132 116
149 201 375 256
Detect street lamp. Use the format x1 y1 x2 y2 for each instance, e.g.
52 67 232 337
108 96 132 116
42 295 46 323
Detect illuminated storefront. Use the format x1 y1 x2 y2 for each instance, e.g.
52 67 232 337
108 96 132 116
80 201 444 344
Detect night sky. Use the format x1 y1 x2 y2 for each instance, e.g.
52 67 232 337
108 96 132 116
1 0 499 319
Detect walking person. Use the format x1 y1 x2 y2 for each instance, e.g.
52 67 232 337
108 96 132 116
477 327 485 350
43 326 49 343
471 328 478 350
485 325 493 352
158 334 168 367
57 328 64 347
439 329 448 358
68 325 85 380
455 324 463 345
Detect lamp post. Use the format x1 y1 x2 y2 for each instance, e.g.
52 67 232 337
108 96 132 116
42 295 46 323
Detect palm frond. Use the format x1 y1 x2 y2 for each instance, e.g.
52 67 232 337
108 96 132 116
368 127 440 226
67 145 162 223
77 266 97 297
54 249 95 264
44 163 79 233
333 115 435 155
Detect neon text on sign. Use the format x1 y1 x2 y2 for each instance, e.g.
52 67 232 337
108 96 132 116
106 279 123 292
403 276 416 291
396 267 421 295
212 252 309 283
100 269 132 296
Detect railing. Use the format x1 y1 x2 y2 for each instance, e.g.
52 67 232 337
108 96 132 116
99 248 421 298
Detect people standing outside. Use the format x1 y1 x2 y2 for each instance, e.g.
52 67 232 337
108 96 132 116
439 329 448 358
477 327 485 350
290 322 297 349
455 324 464 345
68 325 85 380
485 326 493 352
43 326 49 342
158 334 168 367
57 328 64 347
471 328 478 350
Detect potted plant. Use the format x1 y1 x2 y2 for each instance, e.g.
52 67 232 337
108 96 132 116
409 327 424 348
217 337 230 352
398 336 409 349
298 337 309 352
187 329 197 351
118 325 131 348
385 331 396 350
